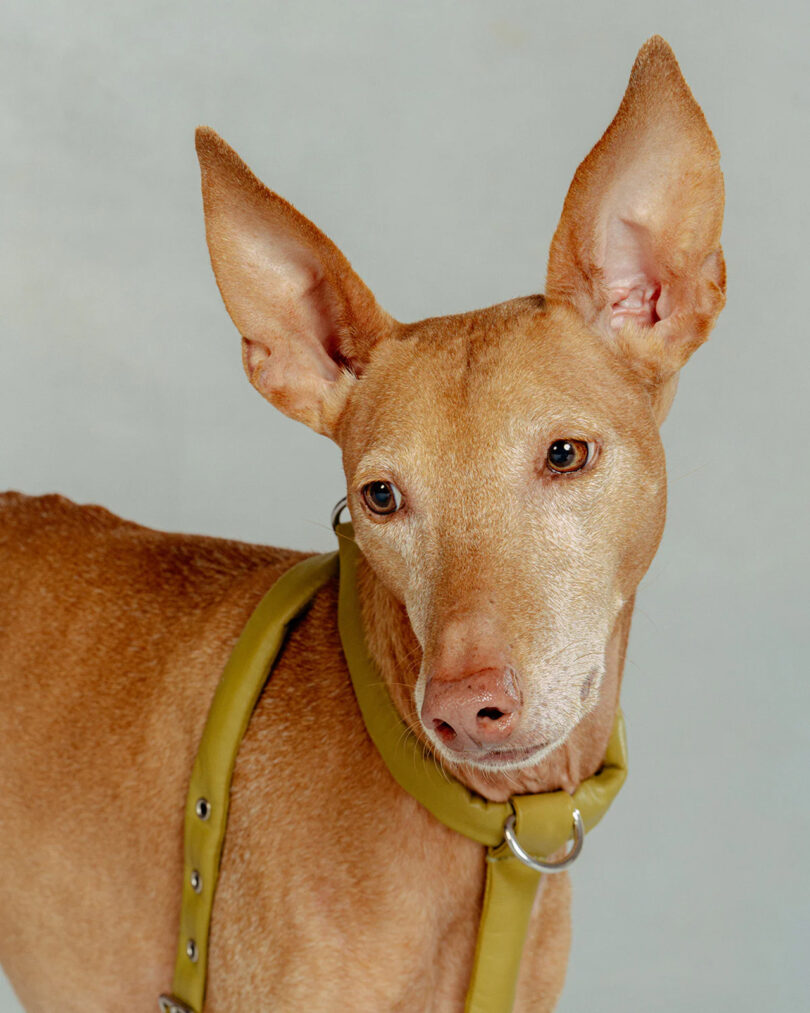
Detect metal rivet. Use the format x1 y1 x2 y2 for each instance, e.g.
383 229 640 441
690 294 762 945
190 869 202 893
195 797 211 820
186 938 199 963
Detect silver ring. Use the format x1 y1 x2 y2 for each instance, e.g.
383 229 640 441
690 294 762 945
503 809 584 873
158 996 194 1013
331 496 349 531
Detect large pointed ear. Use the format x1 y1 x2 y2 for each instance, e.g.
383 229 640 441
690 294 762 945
546 37 725 385
195 127 394 437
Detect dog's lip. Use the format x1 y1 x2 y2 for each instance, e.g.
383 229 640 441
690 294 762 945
472 741 550 766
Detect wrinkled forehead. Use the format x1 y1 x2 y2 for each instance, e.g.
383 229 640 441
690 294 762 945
342 299 652 472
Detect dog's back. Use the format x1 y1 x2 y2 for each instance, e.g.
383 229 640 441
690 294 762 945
0 493 297 1008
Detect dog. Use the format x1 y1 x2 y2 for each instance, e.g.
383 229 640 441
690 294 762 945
0 35 724 1012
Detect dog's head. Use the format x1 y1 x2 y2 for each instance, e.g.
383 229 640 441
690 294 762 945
196 37 724 778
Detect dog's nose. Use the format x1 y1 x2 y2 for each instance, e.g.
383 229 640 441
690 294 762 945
421 667 521 752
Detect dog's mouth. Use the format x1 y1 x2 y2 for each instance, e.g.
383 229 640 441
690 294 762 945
456 738 560 771
477 743 543 764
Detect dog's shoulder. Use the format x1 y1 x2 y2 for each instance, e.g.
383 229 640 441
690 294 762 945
0 489 296 580
0 489 130 534
0 491 311 654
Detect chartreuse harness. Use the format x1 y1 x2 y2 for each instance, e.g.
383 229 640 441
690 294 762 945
159 510 627 1013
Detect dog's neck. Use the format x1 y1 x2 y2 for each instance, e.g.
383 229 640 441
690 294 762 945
356 556 632 802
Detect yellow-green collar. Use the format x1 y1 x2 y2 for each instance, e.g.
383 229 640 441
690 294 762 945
160 525 627 1013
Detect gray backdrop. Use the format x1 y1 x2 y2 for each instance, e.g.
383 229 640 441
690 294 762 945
1 1 807 1010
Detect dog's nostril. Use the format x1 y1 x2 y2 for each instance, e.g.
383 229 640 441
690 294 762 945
477 707 506 722
433 719 456 742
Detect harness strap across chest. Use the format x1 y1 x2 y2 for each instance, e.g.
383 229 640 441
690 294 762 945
159 524 627 1013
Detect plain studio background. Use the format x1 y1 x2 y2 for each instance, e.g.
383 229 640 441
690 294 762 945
1 1 807 1010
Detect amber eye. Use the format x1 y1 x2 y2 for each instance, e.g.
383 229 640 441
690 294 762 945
546 439 590 474
361 480 403 516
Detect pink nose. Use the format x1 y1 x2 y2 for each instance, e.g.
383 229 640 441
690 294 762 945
421 667 522 753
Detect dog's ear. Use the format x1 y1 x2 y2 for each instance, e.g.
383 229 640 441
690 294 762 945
546 36 725 388
195 127 393 438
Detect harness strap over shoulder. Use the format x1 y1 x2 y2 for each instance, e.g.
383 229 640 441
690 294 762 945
160 525 627 1013
160 550 339 1013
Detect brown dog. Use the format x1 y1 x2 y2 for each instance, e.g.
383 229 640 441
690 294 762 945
0 35 724 1012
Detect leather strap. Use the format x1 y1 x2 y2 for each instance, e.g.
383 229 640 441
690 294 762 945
162 525 627 1012
164 550 339 1013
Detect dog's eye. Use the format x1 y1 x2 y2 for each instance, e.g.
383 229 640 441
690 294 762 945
546 439 590 474
361 481 403 516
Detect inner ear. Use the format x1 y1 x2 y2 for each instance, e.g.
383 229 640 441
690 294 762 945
604 219 663 329
546 37 726 382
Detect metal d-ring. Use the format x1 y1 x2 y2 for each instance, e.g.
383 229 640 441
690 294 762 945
331 496 349 532
158 996 195 1013
503 809 585 873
